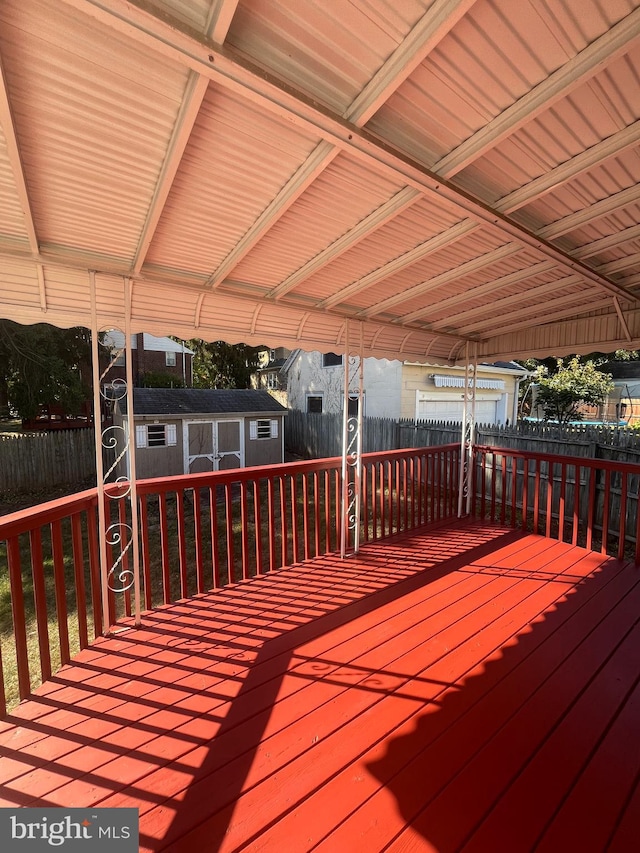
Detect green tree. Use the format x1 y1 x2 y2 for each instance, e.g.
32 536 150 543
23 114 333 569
533 357 614 424
184 340 261 389
0 321 94 420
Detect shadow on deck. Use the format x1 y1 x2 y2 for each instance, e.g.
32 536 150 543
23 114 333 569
0 520 638 852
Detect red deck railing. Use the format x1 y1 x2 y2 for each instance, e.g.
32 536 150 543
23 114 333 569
0 445 459 716
473 445 640 562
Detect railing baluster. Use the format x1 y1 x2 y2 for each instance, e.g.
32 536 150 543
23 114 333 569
159 491 171 603
618 472 628 561
117 497 132 617
558 462 566 542
7 537 30 700
225 483 234 583
521 458 529 532
193 487 205 594
586 466 596 552
533 458 540 535
29 528 51 682
50 520 71 666
602 469 611 555
572 463 580 547
138 495 152 609
254 480 264 574
209 486 221 588
71 513 89 650
86 503 102 638
176 489 188 598
303 472 311 560
313 471 321 555
323 470 330 555
545 461 553 539
240 481 250 581
280 476 288 568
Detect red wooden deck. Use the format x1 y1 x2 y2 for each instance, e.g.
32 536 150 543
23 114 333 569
0 520 638 852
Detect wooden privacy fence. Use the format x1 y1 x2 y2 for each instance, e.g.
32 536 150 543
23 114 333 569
287 409 640 466
473 445 640 562
0 430 97 492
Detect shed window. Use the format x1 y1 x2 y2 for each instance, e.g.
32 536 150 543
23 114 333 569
136 423 177 448
250 419 278 439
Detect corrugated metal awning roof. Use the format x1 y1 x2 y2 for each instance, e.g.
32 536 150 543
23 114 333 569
1 0 640 363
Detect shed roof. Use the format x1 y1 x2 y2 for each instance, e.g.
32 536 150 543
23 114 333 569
121 388 287 416
1 1 640 363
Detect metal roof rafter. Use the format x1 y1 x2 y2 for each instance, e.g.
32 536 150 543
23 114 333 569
132 1 238 274
206 0 476 290
433 7 640 177
0 45 38 254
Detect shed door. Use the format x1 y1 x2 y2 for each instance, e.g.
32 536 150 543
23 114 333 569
184 420 243 474
216 420 242 470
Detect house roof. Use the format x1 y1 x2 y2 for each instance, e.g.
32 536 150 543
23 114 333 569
121 389 287 416
103 331 194 355
1 1 640 364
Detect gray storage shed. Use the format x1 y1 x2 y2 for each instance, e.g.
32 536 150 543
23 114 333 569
115 388 287 479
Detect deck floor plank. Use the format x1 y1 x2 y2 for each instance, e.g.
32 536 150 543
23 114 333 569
0 521 637 852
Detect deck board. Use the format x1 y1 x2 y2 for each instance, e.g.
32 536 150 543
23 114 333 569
0 521 638 851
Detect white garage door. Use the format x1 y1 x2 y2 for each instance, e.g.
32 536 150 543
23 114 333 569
418 399 498 423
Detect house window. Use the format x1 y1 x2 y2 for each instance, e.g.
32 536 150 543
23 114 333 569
136 423 177 448
322 352 343 368
267 372 278 389
250 419 278 440
307 395 323 413
165 351 177 367
347 394 364 417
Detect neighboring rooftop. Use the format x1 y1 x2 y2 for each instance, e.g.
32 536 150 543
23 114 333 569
120 389 287 416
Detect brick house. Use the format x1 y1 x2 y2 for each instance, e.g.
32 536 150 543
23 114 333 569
103 331 194 388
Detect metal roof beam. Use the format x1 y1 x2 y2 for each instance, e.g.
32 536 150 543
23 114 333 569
132 73 210 274
207 142 340 288
473 297 614 341
0 46 38 254
62 0 636 306
538 185 640 240
433 8 640 178
571 224 640 261
132 1 238 274
361 243 523 320
318 219 480 309
497 120 640 215
205 0 240 45
418 260 558 317
458 290 607 335
268 187 421 300
346 0 479 126
430 276 584 329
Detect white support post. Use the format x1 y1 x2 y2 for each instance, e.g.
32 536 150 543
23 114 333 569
458 342 478 517
90 273 140 634
90 272 111 634
340 320 364 557
124 278 142 628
